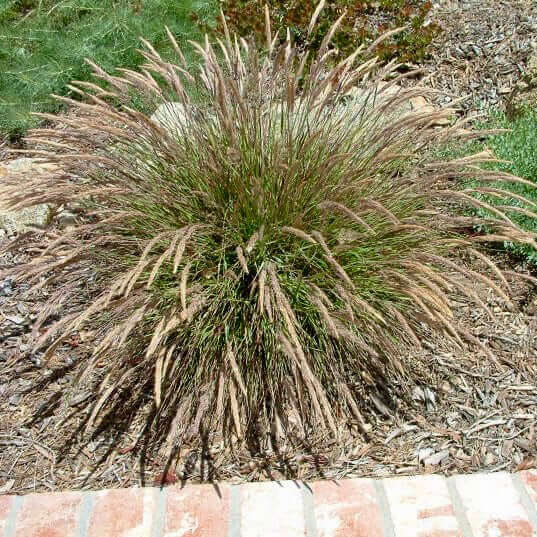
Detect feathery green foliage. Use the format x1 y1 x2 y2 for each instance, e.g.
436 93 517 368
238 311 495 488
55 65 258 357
0 0 213 138
2 9 535 454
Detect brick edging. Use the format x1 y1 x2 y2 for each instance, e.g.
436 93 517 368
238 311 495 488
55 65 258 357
1 470 536 536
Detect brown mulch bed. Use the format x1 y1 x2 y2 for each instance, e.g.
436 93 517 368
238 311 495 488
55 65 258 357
1 0 537 495
423 0 537 113
1 233 536 494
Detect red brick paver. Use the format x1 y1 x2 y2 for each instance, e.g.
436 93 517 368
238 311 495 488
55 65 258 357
164 483 230 537
87 487 156 537
1 470 537 536
384 474 461 537
311 478 384 537
520 470 537 505
454 472 534 537
241 480 306 537
0 494 13 534
14 492 82 537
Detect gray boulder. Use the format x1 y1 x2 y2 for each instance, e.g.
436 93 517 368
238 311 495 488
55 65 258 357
151 102 188 135
0 158 56 233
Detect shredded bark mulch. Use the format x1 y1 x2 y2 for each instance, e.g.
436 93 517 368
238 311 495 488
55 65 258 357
423 0 537 113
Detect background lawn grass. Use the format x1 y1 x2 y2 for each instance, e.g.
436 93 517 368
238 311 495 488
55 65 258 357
483 109 537 263
0 0 215 139
439 108 537 263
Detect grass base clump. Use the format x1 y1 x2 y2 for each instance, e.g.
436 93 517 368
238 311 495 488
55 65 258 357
2 8 535 456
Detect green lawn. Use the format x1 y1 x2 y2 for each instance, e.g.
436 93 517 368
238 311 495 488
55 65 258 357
482 110 537 262
0 0 214 139
443 109 537 263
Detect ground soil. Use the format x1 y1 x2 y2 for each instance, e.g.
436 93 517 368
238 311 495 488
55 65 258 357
0 0 536 495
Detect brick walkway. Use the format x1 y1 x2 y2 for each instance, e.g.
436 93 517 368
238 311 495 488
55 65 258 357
1 471 536 536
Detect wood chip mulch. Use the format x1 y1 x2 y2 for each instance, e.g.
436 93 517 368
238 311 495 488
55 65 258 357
422 0 537 113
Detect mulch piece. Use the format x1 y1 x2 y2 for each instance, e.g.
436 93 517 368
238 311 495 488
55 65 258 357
421 0 537 113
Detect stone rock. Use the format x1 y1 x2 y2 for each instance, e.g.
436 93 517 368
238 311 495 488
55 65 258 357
268 84 412 129
409 95 455 126
0 158 56 233
423 449 449 466
151 102 188 135
345 85 453 126
0 278 13 296
152 87 454 140
5 157 57 174
506 49 537 118
56 210 77 228
8 393 20 407
409 95 432 112
4 314 25 325
344 83 413 120
0 204 51 234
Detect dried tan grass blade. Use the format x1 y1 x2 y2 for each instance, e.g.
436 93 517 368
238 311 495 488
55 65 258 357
264 4 273 53
281 226 317 245
146 317 166 359
467 248 511 294
180 262 192 311
229 381 242 437
227 344 247 398
154 351 165 409
319 201 375 233
236 246 249 274
308 0 326 36
258 268 266 314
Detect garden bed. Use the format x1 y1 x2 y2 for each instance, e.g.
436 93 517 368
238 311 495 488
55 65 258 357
1 236 535 494
1 0 536 496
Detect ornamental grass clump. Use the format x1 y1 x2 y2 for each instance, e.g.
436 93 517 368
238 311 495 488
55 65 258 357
2 8 536 452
